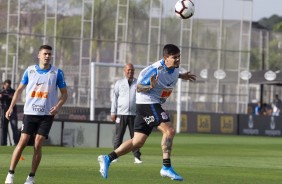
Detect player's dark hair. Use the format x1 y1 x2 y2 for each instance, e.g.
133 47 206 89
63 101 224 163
39 45 52 51
3 79 11 85
163 44 180 57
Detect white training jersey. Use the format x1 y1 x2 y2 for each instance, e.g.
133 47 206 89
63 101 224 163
136 59 179 104
111 77 137 115
24 65 59 115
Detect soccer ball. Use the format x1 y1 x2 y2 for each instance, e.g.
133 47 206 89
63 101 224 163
175 0 195 19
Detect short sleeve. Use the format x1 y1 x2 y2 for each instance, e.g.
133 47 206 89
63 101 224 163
57 69 67 88
21 69 29 85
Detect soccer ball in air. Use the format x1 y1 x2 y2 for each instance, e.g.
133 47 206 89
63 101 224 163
175 0 195 19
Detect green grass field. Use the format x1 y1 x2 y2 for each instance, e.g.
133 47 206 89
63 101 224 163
1 133 282 184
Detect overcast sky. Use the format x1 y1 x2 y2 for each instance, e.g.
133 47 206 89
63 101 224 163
165 0 282 21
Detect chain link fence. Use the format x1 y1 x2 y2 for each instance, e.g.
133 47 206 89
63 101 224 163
0 0 281 115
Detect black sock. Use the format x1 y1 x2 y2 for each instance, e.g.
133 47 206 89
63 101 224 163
108 151 118 162
163 159 171 167
8 170 14 174
29 173 35 177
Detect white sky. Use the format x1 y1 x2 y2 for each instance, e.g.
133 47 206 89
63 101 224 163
165 0 282 21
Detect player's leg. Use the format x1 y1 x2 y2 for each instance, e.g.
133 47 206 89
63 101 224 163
10 133 30 170
98 132 148 179
24 115 53 184
158 122 175 159
23 134 45 184
5 133 30 184
158 121 183 181
5 115 35 184
98 104 153 179
115 132 147 156
30 134 45 174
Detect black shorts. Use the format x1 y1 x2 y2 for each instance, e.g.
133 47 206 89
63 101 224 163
134 104 170 136
21 115 54 139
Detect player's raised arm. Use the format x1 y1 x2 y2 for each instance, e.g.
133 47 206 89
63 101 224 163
179 71 196 81
137 67 158 92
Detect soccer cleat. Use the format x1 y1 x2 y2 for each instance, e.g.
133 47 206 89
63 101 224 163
5 173 14 184
24 176 35 184
160 166 183 181
134 157 143 164
112 158 118 163
98 155 111 179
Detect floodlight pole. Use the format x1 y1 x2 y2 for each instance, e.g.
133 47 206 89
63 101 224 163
260 30 266 105
90 62 95 121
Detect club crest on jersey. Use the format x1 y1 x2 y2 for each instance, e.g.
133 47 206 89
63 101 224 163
161 112 168 120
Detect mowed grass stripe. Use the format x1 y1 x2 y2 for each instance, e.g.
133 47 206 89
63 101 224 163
0 133 281 184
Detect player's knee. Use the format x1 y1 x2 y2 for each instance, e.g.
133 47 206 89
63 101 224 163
33 136 45 151
133 141 145 149
33 143 43 152
166 127 176 137
16 142 27 151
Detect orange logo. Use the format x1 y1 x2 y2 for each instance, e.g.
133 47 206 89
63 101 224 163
161 89 173 98
31 91 48 98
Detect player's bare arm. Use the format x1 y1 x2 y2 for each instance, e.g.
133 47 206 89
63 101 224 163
137 75 158 92
179 72 196 81
49 88 68 115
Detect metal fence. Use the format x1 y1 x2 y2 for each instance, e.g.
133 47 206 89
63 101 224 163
0 0 281 114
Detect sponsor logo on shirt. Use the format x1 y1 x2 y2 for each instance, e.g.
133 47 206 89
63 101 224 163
30 91 48 98
160 88 173 99
32 104 45 112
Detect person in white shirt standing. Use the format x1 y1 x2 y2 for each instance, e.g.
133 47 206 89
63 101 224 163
5 45 68 184
111 63 142 164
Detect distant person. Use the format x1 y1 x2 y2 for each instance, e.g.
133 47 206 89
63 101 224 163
98 44 196 181
254 101 261 115
4 45 68 184
0 79 19 145
111 63 142 164
262 103 273 116
273 94 282 116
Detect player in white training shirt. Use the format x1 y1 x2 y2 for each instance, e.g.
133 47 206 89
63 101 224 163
5 45 68 184
98 44 196 181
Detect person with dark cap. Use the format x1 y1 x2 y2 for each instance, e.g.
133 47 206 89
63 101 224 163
0 79 19 146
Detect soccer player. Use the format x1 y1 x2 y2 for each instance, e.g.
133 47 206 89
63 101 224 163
4 45 68 184
98 44 196 181
111 63 142 164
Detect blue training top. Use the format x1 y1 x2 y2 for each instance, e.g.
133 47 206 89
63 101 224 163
21 64 67 88
136 59 179 104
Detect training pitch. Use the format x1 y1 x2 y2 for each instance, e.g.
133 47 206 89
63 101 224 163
0 133 281 184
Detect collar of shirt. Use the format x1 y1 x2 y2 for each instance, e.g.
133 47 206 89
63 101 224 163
160 59 175 74
35 64 52 74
